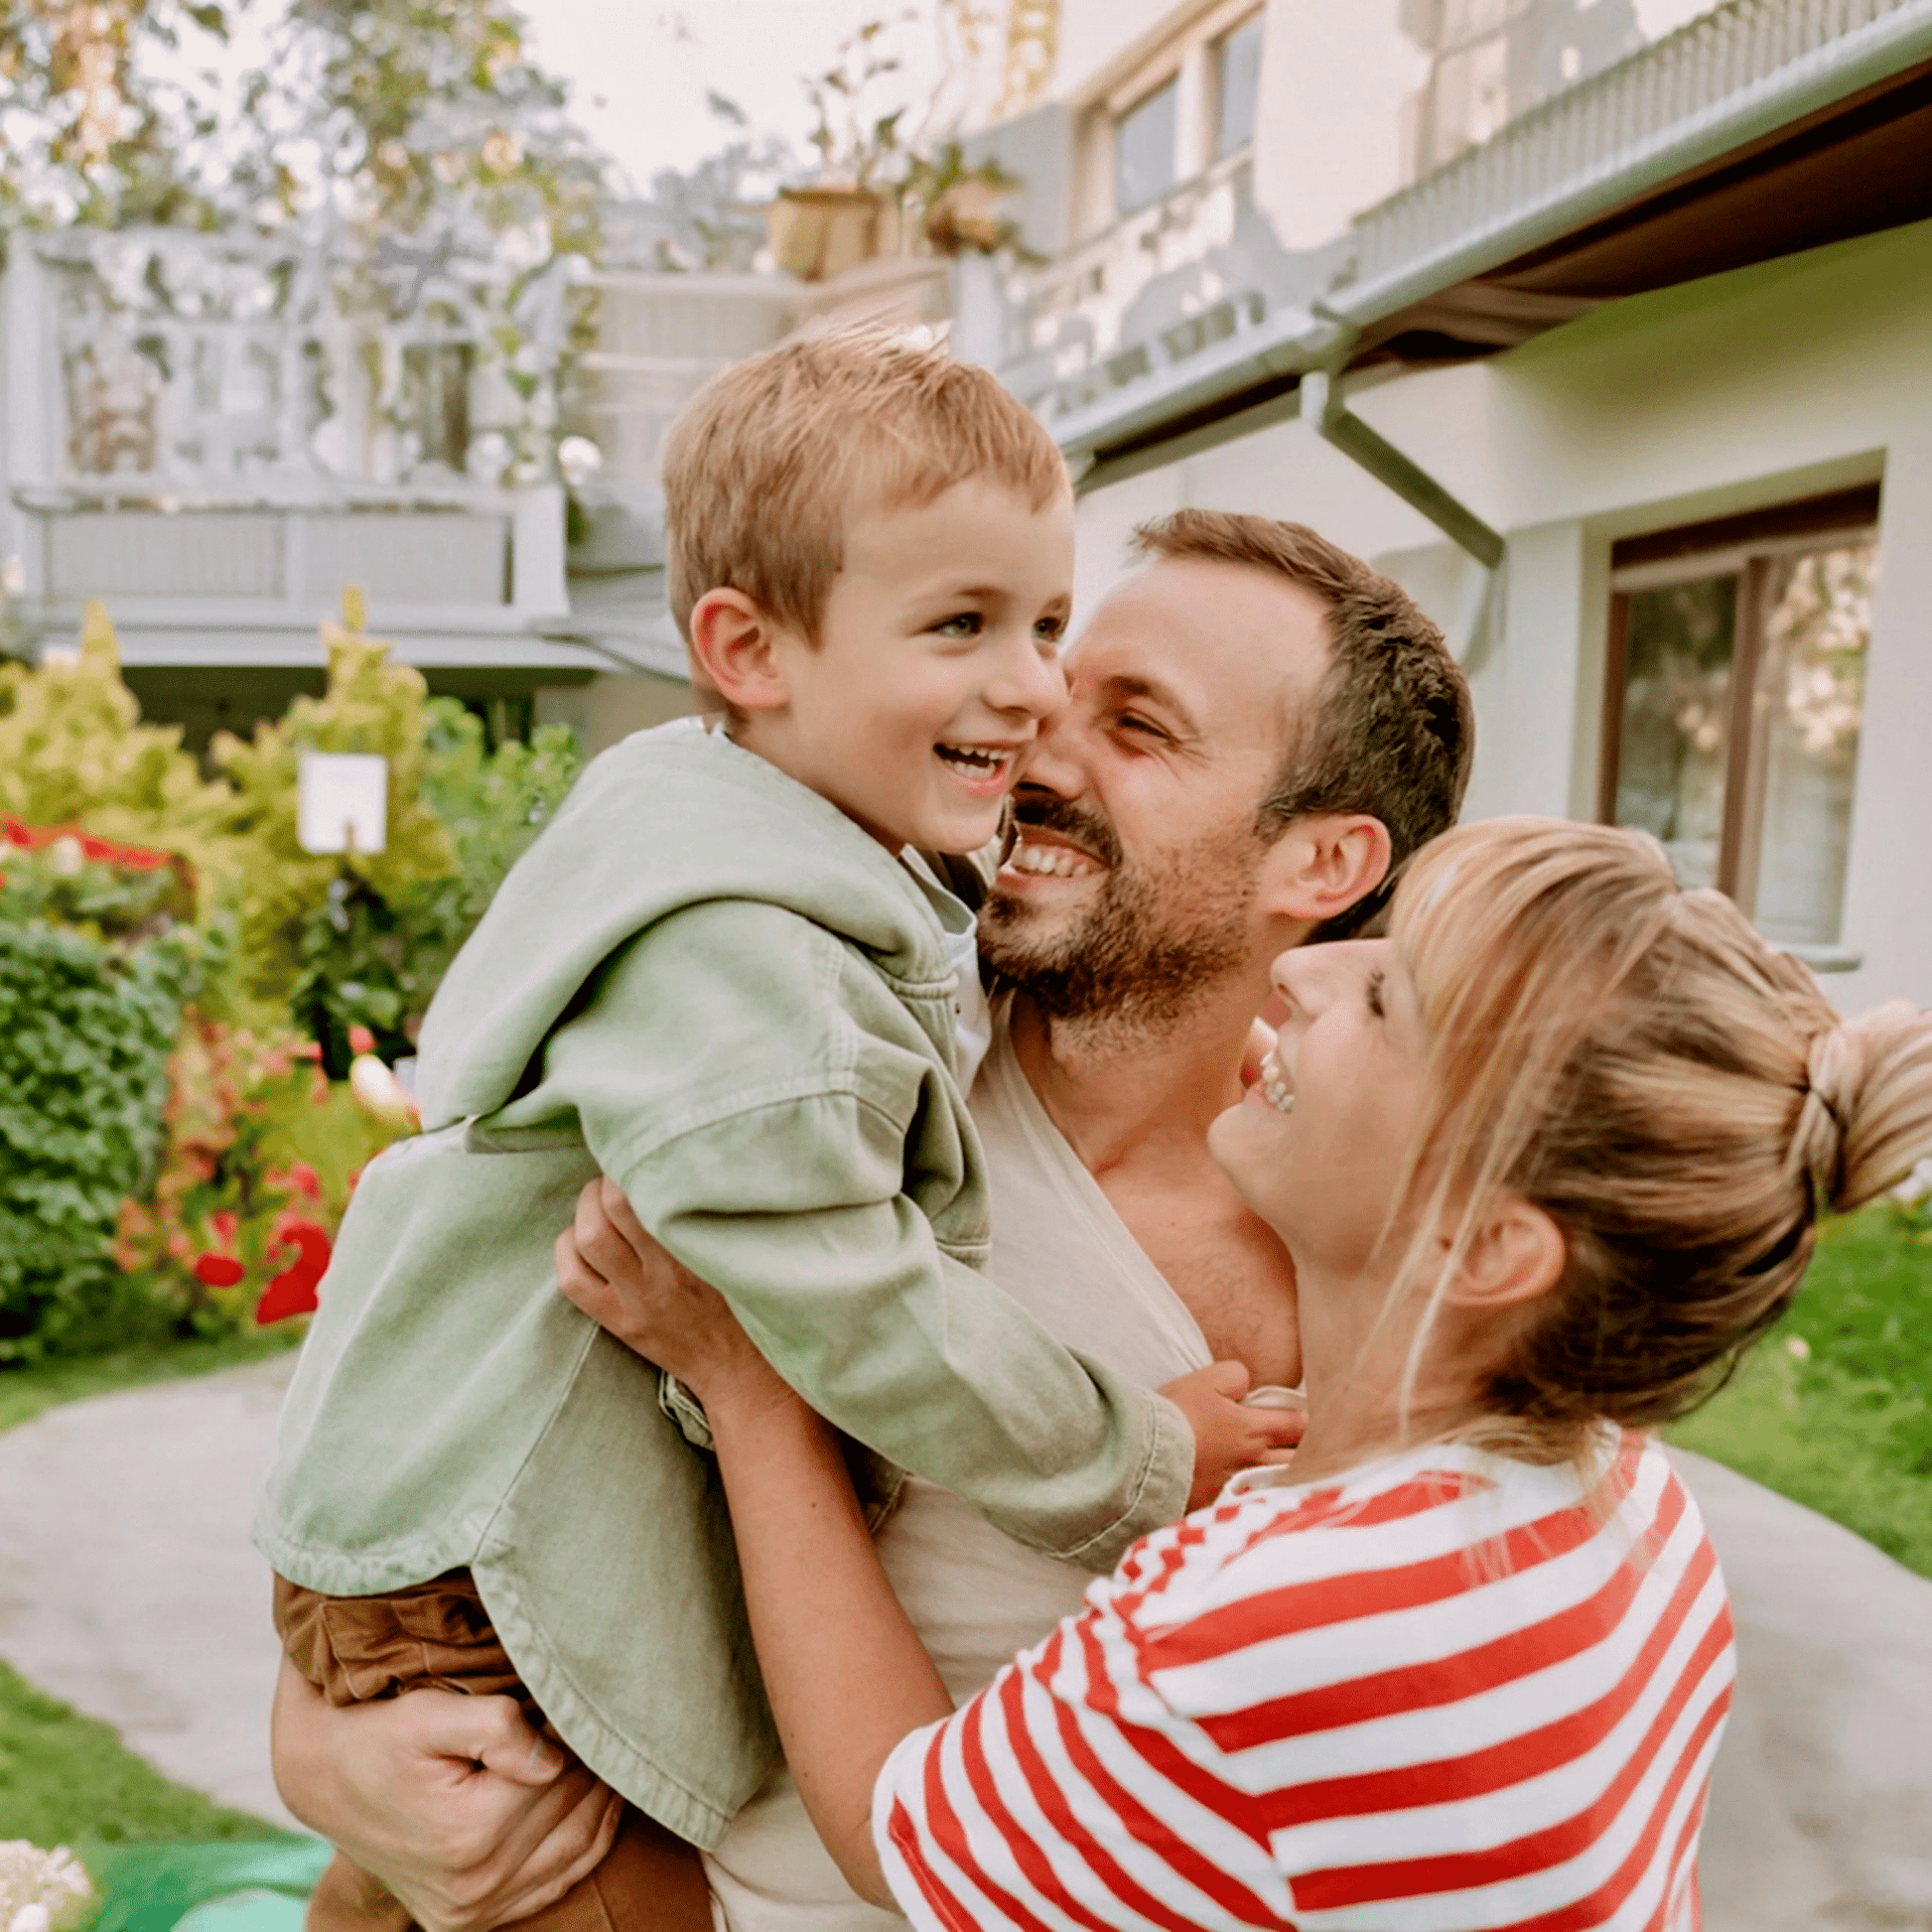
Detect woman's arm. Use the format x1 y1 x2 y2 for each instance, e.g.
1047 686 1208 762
269 1659 622 1932
558 1185 952 1905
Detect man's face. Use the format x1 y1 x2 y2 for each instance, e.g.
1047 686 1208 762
981 554 1332 1029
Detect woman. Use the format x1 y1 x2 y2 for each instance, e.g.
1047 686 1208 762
280 819 1932 1928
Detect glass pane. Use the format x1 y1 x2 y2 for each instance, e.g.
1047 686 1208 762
1216 16 1264 160
1115 78 1177 215
1613 575 1738 891
1748 542 1874 946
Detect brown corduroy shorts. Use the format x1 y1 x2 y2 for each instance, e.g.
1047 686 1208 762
273 1573 714 1932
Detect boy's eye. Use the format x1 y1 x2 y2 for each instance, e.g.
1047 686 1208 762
1034 615 1066 643
932 613 984 639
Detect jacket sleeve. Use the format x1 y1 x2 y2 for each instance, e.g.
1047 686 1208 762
539 905 1194 1572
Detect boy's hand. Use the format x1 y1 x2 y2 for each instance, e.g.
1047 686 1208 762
1161 1361 1306 1513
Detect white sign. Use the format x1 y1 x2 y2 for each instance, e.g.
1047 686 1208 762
298 753 389 855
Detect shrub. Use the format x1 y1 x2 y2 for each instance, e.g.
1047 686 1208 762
0 915 196 1361
212 605 459 1016
114 1016 343 1338
0 604 236 914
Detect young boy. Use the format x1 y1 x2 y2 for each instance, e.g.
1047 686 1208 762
256 333 1267 1931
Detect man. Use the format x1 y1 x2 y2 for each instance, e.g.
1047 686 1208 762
269 509 1473 1927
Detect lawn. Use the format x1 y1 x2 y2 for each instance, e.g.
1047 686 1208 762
1668 1192 1932 1579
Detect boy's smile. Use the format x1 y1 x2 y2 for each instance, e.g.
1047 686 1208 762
741 478 1074 856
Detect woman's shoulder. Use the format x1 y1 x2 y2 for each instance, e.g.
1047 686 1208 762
1102 1433 1718 1715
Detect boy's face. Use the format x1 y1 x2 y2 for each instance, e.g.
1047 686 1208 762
762 478 1074 855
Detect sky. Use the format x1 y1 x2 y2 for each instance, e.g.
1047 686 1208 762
513 1 955 196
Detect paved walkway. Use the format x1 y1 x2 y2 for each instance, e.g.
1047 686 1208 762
2 1362 1930 1925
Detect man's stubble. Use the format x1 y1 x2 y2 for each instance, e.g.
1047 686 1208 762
980 795 1268 1035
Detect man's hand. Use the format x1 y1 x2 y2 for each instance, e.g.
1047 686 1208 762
270 1660 621 1932
1160 1361 1306 1512
555 1178 794 1416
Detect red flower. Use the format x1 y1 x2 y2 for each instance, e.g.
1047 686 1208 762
256 1219 332 1323
286 1164 323 1200
209 1210 239 1250
347 1024 377 1057
194 1253 247 1289
291 1040 324 1061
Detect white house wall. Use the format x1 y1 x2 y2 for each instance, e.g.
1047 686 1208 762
1073 217 1932 1010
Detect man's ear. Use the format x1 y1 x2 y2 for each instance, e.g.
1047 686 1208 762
1443 1195 1567 1313
1261 814 1392 928
688 589 791 714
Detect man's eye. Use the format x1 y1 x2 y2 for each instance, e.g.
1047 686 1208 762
1117 714 1165 740
933 613 984 638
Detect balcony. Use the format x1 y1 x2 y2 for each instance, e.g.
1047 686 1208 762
2 227 581 670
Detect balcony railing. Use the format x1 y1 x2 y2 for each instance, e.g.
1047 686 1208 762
999 151 1276 416
1342 0 1927 304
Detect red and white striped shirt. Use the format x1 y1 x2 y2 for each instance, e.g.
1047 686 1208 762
873 1434 1731 1932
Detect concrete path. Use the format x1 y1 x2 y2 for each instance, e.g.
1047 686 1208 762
0 1357 301 1832
1 1365 1930 1927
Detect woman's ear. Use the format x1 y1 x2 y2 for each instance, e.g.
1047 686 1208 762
1445 1196 1568 1312
1261 814 1394 928
688 589 791 714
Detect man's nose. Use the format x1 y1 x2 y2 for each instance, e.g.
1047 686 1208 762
1015 707 1089 798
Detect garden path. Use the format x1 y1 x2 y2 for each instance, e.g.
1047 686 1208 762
0 1363 1929 1927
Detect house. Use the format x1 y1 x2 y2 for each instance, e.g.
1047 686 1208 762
960 0 1932 1014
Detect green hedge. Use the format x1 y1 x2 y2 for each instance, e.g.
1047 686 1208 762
0 921 193 1360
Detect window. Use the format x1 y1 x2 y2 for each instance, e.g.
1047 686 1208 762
1114 77 1177 215
1215 14 1264 161
1600 487 1880 949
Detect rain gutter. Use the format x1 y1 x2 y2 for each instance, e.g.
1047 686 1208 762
1055 0 1932 477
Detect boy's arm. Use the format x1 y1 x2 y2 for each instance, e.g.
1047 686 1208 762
538 907 1190 1571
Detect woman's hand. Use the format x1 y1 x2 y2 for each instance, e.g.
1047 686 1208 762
269 1660 621 1932
555 1178 793 1416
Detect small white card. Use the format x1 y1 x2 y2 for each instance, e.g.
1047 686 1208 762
297 752 389 855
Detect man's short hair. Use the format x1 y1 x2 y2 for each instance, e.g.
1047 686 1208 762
663 326 1070 647
1133 509 1474 939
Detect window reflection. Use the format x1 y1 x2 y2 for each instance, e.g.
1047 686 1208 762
1115 78 1177 215
1216 16 1263 161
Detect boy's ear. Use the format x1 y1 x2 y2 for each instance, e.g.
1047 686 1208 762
688 589 792 714
1258 814 1392 928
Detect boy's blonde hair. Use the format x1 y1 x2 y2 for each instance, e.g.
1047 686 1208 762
662 326 1070 647
1383 818 1932 1464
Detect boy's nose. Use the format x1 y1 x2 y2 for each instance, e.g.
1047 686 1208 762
987 634 1068 719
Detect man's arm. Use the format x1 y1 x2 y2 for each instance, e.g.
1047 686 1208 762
269 1660 621 1932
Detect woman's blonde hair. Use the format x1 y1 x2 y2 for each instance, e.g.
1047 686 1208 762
1386 817 1932 1459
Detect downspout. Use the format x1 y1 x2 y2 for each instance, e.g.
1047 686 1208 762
1298 366 1502 667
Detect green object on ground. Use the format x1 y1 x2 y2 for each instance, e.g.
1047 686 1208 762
0 1659 287 1844
83 1840 330 1932
1668 1197 1932 1579
0 1327 302 1438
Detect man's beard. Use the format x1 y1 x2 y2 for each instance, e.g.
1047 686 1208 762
980 794 1264 1033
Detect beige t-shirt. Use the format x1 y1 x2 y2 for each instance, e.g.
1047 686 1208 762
703 1001 1213 1932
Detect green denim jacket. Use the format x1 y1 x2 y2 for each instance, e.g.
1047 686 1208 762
253 723 1190 1849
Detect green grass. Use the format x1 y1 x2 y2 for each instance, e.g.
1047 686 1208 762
1668 1195 1932 1579
0 1659 284 1845
1 1331 302 1846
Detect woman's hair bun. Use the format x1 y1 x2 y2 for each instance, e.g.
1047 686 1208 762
1793 1001 1932 1215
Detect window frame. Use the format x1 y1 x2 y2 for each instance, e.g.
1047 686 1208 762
1597 483 1882 934
1212 10 1265 163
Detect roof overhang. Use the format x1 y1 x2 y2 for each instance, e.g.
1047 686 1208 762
1063 0 1932 487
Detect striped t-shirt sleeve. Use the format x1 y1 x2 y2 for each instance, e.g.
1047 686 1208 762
872 1436 1733 1932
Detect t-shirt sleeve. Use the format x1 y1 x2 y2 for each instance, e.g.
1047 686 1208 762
539 900 1192 1571
870 1514 1290 1932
